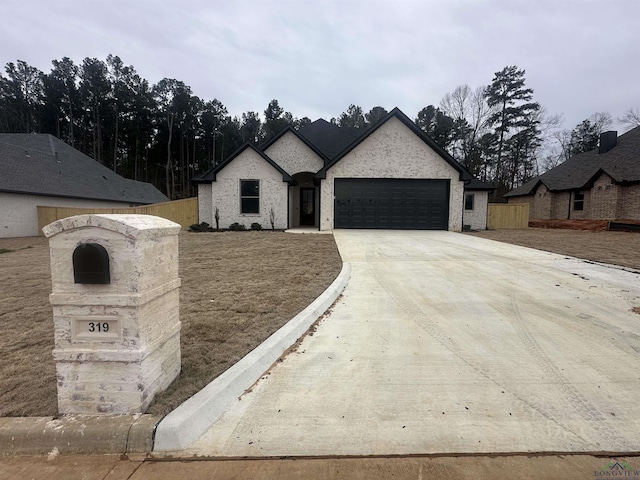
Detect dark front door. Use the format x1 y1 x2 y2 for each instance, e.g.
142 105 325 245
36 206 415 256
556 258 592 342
300 188 315 226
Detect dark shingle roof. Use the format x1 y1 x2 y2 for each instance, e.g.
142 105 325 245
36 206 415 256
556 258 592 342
505 126 640 197
464 176 495 191
298 119 359 162
0 134 168 204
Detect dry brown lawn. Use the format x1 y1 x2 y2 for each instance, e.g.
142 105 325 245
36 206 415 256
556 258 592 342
0 232 342 417
4 227 637 418
467 228 640 270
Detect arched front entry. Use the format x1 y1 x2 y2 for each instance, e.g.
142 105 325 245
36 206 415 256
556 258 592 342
290 172 319 228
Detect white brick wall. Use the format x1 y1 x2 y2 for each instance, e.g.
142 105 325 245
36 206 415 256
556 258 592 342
197 183 212 227
264 131 324 175
320 117 464 231
0 192 132 238
463 191 488 230
208 149 289 230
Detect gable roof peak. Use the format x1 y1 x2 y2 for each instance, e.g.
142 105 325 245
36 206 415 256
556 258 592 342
260 125 329 163
193 141 293 184
315 107 466 180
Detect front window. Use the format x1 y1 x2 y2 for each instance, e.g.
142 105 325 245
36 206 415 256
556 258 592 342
240 180 259 214
464 193 475 210
573 191 584 211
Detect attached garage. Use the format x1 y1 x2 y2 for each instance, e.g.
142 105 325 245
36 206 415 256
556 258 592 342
334 178 450 229
317 111 468 232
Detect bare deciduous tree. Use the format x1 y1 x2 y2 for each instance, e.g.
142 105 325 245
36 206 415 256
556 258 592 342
589 111 613 135
439 84 494 171
619 107 640 130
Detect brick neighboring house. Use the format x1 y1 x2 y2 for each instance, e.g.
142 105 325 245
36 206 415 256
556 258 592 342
504 127 640 221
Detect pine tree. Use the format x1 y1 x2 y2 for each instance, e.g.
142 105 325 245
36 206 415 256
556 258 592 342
485 66 541 195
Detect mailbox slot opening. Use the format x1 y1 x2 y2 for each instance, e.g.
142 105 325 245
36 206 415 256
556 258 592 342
73 243 110 284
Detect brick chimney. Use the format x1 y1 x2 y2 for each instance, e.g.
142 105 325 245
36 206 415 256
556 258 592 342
599 131 617 154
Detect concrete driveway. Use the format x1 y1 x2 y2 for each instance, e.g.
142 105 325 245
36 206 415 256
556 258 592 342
185 230 640 457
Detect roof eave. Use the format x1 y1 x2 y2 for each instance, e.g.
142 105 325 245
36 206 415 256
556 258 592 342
0 188 159 205
465 185 496 192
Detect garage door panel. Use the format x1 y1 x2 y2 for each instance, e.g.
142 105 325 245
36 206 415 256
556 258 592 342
334 178 449 230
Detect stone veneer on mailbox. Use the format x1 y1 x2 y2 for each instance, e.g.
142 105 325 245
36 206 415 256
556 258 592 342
43 214 181 415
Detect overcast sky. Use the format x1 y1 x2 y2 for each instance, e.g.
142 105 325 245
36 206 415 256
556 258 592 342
3 0 639 131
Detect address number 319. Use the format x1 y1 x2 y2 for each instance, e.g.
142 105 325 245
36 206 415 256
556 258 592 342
88 322 110 333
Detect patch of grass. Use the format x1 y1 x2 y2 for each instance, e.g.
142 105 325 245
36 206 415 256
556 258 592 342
147 232 342 415
0 248 15 254
0 232 342 417
467 229 640 271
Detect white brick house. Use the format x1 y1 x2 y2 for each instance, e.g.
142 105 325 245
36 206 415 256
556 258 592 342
195 108 493 231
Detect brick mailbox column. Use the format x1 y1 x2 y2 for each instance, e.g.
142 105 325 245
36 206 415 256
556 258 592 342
43 214 181 415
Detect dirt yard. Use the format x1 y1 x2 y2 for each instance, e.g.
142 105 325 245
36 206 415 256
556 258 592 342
468 228 640 270
0 232 342 417
3 227 639 418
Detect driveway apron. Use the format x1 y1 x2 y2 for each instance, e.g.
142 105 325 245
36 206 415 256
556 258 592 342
184 230 640 457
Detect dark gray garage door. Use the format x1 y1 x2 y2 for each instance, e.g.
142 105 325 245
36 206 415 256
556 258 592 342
334 178 450 230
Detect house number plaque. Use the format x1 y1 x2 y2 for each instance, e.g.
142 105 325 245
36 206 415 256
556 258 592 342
72 317 121 341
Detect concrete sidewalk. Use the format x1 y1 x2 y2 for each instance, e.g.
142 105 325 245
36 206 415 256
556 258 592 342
2 454 640 480
180 230 640 457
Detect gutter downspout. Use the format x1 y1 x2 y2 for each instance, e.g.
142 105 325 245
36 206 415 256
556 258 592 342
567 191 572 220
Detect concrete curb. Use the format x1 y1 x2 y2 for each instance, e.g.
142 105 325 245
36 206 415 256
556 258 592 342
153 263 352 452
0 414 161 456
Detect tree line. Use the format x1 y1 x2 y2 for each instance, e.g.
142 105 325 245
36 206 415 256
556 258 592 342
1 57 639 200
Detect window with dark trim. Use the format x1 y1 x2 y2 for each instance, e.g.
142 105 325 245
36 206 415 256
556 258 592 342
573 191 584 211
464 193 475 210
240 180 260 214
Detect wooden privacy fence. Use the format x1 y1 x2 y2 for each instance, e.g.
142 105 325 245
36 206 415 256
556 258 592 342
37 197 198 235
487 203 530 229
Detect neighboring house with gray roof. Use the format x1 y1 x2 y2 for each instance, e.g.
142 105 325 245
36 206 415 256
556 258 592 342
505 127 640 221
195 108 493 231
0 133 168 238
